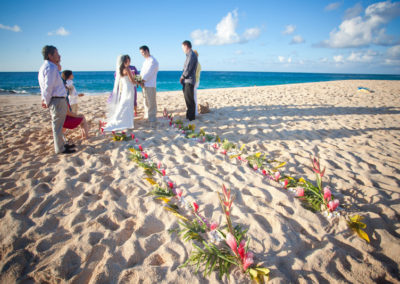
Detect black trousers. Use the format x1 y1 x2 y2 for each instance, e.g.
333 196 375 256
183 83 195 121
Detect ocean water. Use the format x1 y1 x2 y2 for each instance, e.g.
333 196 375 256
0 71 399 95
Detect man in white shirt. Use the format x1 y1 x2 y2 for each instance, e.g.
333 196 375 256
38 45 75 154
139 45 159 125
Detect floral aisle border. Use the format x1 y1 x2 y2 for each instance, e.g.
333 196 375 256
128 145 270 282
157 110 369 242
100 109 371 281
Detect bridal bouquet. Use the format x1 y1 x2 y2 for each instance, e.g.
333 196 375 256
135 75 143 84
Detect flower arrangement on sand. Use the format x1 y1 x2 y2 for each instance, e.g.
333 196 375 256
128 143 270 282
100 107 371 281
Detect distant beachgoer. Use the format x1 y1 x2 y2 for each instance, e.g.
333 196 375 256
193 50 201 116
38 45 76 154
180 40 198 121
104 55 137 132
139 45 159 126
61 70 84 114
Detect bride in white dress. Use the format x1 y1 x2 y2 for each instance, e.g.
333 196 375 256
104 55 137 132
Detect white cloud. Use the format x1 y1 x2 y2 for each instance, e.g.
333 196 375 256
191 10 260 46
325 2 342 11
278 56 292 63
242 28 261 41
282 24 296 35
384 58 400 65
333 55 345 63
290 35 305 44
347 50 377 62
321 0 400 48
48 27 70 36
387 45 400 58
0 24 21 32
235 50 244 55
344 3 363 19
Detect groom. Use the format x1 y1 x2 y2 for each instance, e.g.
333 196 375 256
139 45 159 126
180 40 198 121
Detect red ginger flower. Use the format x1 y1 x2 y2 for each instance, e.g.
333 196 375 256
175 188 183 198
209 221 218 231
193 202 199 212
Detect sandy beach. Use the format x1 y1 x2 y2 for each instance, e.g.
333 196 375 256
1 80 400 283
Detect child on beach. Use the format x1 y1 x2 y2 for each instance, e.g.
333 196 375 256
61 70 84 113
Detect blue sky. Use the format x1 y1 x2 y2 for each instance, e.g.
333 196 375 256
0 0 399 74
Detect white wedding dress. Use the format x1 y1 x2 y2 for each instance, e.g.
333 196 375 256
104 76 135 131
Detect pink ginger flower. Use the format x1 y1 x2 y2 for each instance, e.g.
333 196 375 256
135 138 139 143
157 161 162 169
242 251 254 271
297 187 305 197
161 169 166 176
328 199 339 212
138 145 143 151
131 133 135 139
142 152 148 159
203 137 206 142
253 164 258 170
100 128 104 134
275 171 281 182
284 179 289 189
311 157 326 178
225 233 237 255
167 181 174 189
323 186 332 202
238 240 246 260
221 149 227 155
193 202 199 212
169 121 172 126
238 156 242 161
212 143 219 149
209 221 218 231
175 188 183 198
222 184 230 200
262 169 267 175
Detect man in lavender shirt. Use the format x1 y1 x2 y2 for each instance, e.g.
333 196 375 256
38 45 76 154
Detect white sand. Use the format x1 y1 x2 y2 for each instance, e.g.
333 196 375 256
1 80 400 283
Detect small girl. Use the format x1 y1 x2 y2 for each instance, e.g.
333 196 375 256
61 70 84 113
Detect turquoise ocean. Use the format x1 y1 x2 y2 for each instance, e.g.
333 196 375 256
0 71 399 96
